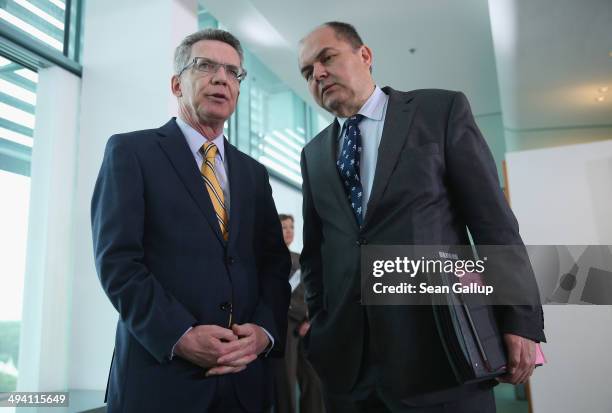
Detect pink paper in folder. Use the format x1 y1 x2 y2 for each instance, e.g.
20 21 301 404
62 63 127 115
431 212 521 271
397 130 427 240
459 272 547 366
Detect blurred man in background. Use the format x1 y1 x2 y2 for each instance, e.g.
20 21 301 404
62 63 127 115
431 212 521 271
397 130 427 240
273 214 325 413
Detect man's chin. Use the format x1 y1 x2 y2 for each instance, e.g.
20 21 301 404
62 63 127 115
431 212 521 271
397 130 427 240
325 100 353 117
323 97 343 113
197 109 233 125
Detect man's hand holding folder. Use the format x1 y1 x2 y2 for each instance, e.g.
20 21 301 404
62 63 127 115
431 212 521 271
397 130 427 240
497 334 537 384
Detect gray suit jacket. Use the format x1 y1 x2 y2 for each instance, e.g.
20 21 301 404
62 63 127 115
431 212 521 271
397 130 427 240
300 88 545 398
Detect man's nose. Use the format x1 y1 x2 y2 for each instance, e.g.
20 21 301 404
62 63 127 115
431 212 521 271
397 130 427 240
313 62 327 81
211 66 229 85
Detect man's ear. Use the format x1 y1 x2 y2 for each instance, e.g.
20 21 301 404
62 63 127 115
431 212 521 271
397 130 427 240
360 45 373 68
171 75 182 97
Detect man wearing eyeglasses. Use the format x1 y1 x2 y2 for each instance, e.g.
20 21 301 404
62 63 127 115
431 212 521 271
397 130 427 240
92 29 291 413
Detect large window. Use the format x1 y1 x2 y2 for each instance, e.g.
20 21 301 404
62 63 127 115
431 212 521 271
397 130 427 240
0 55 36 393
198 8 331 188
0 169 30 393
0 54 35 175
1 0 67 51
0 0 81 395
1 0 81 61
244 51 307 185
1 0 83 78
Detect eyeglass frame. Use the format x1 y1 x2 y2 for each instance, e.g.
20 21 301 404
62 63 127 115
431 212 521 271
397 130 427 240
178 57 247 82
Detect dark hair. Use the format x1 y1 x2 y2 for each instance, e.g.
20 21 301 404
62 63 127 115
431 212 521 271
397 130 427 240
279 214 294 222
174 28 244 74
322 21 364 49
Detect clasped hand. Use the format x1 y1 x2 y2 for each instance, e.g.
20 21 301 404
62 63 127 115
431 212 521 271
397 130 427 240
174 323 270 376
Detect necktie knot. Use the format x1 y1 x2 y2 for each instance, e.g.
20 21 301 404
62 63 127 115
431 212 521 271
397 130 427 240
346 114 364 129
201 142 218 161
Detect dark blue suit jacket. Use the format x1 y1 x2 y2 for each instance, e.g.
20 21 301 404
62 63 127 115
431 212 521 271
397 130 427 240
91 118 291 412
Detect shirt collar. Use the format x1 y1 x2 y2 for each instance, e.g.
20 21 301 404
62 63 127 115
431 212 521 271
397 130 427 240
175 116 226 161
337 85 386 134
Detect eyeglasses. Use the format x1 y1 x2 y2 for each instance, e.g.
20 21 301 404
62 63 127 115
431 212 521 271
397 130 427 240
178 57 247 82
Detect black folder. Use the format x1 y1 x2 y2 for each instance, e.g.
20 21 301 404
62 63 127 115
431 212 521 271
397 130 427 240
431 272 508 384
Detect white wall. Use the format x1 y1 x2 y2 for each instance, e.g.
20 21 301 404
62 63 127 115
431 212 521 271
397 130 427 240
506 140 612 413
505 125 612 153
507 140 612 245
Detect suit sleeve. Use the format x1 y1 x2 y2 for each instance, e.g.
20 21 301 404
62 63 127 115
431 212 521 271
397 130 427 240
251 164 291 357
299 149 326 321
444 92 546 343
91 135 197 363
288 283 309 323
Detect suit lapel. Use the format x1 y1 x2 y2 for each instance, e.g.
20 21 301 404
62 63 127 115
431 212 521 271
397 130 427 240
363 88 416 228
156 119 224 245
317 120 360 231
225 139 243 248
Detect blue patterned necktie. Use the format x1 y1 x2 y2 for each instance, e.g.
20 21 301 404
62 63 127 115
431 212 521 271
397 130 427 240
337 114 364 226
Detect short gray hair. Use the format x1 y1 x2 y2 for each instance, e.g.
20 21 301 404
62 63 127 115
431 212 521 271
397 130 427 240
174 28 244 74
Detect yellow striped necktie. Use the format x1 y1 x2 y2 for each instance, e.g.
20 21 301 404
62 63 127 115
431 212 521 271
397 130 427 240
200 142 229 241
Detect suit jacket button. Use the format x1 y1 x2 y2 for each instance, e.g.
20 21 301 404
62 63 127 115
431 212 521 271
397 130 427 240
220 302 231 311
357 237 367 245
226 256 234 265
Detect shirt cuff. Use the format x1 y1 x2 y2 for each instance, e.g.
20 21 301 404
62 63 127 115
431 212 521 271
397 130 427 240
170 326 193 360
261 327 275 357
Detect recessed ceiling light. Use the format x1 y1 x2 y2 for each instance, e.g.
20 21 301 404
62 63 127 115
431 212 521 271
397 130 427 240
596 96 605 102
599 86 609 93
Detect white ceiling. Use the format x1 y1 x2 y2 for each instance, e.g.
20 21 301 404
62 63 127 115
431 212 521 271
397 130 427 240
201 0 612 130
489 0 612 129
